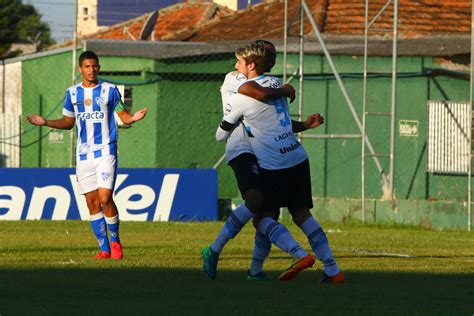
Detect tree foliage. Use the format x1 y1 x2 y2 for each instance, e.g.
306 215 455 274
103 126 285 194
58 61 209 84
0 0 55 59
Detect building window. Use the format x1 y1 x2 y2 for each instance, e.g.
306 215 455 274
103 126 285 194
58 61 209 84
427 101 471 174
81 5 90 20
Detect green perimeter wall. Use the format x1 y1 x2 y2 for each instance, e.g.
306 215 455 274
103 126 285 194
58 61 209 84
294 55 469 202
22 51 159 168
20 51 471 229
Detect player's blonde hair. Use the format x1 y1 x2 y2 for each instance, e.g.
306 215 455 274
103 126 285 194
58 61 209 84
235 42 267 74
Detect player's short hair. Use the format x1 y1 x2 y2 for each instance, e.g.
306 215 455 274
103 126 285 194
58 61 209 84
235 43 267 74
254 40 276 73
79 51 99 66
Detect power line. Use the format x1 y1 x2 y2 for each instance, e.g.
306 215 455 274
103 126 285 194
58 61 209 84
42 22 74 27
26 1 74 5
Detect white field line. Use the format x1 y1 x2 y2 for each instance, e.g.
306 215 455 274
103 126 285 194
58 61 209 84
344 249 417 258
51 259 78 265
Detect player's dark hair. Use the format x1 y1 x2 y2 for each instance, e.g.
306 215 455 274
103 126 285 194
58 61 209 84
79 51 99 66
254 40 275 50
254 40 276 73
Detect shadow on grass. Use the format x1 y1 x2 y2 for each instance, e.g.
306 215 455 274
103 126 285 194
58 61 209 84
5 246 474 260
0 268 473 315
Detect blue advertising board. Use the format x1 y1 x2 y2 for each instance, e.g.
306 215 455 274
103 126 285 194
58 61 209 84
0 168 217 221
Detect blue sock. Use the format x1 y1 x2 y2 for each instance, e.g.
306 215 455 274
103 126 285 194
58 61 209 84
249 231 272 275
299 217 340 276
257 217 307 259
105 215 120 243
210 204 253 253
90 212 110 253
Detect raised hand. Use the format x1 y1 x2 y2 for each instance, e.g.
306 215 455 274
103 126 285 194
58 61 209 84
304 113 324 129
27 114 46 126
132 107 148 122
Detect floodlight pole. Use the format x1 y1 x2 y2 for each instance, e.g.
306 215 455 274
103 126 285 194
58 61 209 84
389 0 399 200
1 59 5 113
72 0 78 88
70 0 78 168
362 0 398 223
469 0 474 232
362 0 369 223
283 0 288 83
300 0 389 189
297 2 304 124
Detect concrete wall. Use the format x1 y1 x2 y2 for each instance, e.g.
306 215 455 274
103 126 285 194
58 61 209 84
20 52 161 168
0 61 22 114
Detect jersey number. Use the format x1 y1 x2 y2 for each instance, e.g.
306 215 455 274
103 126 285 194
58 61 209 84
274 99 291 127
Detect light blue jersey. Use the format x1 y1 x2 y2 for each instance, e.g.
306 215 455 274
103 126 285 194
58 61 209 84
62 81 123 161
217 74 307 170
220 71 253 162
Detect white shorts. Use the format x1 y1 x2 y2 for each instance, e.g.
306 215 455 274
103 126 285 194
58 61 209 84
76 154 117 195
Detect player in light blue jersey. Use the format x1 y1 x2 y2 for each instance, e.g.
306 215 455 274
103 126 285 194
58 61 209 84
27 51 147 260
202 41 326 281
202 69 296 280
216 42 344 283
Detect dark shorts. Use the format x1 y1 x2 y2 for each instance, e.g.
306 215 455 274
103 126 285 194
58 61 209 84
259 159 313 211
228 153 262 197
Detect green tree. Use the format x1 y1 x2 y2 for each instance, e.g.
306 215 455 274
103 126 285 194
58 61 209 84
0 0 55 59
0 0 20 58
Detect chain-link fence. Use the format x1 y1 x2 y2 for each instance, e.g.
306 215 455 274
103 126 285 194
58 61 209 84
1 0 473 228
0 38 470 205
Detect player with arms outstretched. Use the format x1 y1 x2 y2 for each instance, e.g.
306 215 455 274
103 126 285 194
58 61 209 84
27 51 147 260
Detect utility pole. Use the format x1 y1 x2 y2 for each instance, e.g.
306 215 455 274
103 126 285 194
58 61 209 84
70 0 78 168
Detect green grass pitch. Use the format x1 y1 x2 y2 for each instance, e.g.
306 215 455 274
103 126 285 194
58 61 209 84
0 220 473 315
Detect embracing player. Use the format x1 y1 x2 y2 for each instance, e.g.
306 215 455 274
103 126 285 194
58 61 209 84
216 42 344 282
202 40 328 280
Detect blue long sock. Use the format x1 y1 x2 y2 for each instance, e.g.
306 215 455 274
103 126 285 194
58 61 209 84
257 217 307 259
299 217 340 276
105 215 120 243
210 204 253 253
90 212 110 253
249 231 272 275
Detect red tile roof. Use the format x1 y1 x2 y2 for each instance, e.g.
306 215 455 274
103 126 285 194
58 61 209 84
84 0 471 42
325 0 471 37
83 3 233 41
168 0 471 41
168 0 326 41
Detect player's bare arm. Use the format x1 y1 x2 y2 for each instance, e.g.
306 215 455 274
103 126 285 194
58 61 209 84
116 107 148 125
27 114 75 130
291 113 325 133
239 81 295 103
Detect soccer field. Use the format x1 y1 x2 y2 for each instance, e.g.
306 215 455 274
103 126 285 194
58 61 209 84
0 220 473 315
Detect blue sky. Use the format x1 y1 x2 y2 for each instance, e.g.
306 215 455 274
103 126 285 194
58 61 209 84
24 0 75 43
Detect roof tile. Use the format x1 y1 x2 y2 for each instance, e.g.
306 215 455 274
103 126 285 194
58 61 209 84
83 0 471 42
325 0 471 37
82 3 233 41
